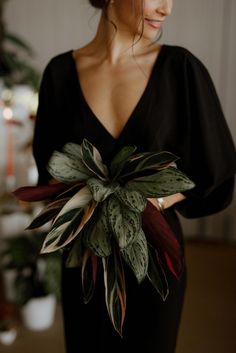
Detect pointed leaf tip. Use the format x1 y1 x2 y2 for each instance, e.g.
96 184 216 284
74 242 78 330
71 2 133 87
13 183 70 202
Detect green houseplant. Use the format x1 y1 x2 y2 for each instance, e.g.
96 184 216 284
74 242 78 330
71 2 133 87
0 232 62 330
0 0 40 90
14 139 195 335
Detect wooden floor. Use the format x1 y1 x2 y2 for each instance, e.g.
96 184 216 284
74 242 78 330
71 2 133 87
177 240 236 353
1 240 236 353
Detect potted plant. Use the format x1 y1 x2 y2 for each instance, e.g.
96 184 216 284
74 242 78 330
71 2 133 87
0 302 17 345
0 0 40 90
0 232 62 331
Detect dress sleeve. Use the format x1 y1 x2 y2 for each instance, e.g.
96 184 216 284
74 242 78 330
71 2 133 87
32 61 57 185
175 50 236 218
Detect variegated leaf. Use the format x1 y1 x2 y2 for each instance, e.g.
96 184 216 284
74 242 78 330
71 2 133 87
102 249 126 336
126 151 178 172
115 188 146 213
83 203 112 257
54 210 84 247
53 207 81 229
65 235 84 268
41 201 97 253
81 139 108 180
47 150 91 183
87 178 119 202
121 228 148 283
53 186 92 223
41 208 83 253
118 151 179 183
147 246 169 301
40 221 70 253
82 249 98 303
55 182 85 200
62 142 83 159
107 195 141 249
110 145 137 179
63 200 97 246
125 167 195 197
27 197 70 229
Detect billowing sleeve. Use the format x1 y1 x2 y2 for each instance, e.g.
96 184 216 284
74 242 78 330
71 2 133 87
175 50 236 218
32 61 57 185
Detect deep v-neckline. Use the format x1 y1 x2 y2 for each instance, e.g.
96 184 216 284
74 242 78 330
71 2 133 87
70 45 166 141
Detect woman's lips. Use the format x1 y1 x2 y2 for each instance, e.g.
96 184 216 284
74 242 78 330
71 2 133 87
144 18 163 30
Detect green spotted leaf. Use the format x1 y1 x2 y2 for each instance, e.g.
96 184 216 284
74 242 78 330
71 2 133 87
121 228 148 283
62 142 83 159
115 188 146 213
107 196 141 249
125 167 195 197
47 150 92 183
83 204 112 257
120 151 179 180
103 249 126 336
81 139 108 180
87 178 119 202
110 145 137 179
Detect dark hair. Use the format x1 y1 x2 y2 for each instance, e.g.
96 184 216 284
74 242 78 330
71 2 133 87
88 0 107 10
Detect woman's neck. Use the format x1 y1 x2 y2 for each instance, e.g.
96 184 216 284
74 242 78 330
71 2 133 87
89 13 154 65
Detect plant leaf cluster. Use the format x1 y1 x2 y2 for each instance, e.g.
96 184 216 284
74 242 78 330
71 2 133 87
14 139 195 335
0 232 62 306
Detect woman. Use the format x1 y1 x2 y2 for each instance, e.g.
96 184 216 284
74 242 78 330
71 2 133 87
33 1 236 352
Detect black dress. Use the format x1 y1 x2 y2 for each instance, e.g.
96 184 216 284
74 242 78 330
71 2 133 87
33 45 236 353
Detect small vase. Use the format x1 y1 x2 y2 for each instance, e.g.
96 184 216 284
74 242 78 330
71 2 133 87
21 294 56 331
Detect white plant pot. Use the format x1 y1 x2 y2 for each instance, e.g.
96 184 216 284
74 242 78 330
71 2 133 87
0 328 17 345
21 294 56 331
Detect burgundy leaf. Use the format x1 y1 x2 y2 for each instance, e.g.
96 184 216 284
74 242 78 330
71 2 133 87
13 183 70 202
142 201 184 279
81 249 98 304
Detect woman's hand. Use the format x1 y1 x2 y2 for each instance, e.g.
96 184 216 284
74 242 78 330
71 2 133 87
147 193 186 211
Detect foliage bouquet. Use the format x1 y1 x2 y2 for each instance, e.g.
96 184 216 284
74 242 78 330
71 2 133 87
14 139 195 335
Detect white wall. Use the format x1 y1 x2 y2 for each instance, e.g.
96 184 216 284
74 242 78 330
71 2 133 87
3 0 236 240
5 0 98 69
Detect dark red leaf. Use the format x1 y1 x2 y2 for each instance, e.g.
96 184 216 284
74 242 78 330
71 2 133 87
142 201 184 279
13 183 70 202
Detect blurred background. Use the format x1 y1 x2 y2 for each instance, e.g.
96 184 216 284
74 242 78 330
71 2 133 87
0 1 235 353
